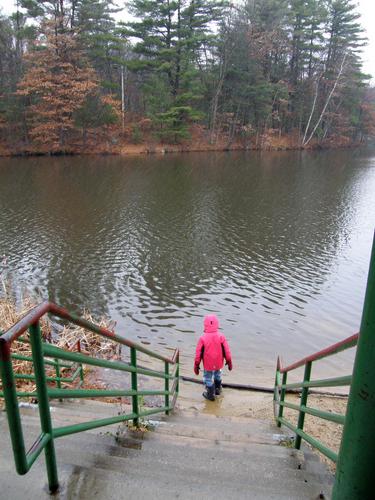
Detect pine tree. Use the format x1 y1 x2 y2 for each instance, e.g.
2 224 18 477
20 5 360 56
120 0 227 140
325 0 366 75
287 0 327 134
0 0 374 152
16 19 99 151
74 0 121 89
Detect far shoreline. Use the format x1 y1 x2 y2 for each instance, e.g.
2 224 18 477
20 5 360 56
0 141 365 159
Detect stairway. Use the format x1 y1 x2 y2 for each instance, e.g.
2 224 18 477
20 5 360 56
0 397 333 499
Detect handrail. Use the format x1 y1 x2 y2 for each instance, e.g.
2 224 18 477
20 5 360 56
0 301 180 493
42 343 173 379
279 333 359 373
273 332 358 463
0 338 84 399
1 301 177 363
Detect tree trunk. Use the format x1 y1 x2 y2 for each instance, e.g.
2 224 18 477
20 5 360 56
303 53 347 147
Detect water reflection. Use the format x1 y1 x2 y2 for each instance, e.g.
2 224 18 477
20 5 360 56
0 150 374 381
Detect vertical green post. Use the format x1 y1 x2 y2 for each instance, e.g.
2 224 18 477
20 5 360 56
130 347 139 427
55 358 63 402
55 359 61 390
333 233 375 499
277 372 287 427
165 361 170 415
295 361 312 449
29 322 59 493
0 339 28 475
79 364 84 384
273 360 281 421
176 351 180 397
77 340 84 384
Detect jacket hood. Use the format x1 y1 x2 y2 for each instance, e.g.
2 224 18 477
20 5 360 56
204 314 219 333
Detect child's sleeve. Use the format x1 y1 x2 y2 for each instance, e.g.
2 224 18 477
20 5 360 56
194 337 204 375
194 337 204 365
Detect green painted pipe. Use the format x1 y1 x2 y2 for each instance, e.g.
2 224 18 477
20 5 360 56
280 400 345 425
0 340 28 474
47 388 168 399
11 353 72 368
279 417 338 462
29 322 59 493
43 343 173 379
295 361 311 449
333 233 375 499
282 374 352 390
130 347 139 427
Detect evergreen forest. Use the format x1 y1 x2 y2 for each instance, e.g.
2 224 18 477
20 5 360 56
0 0 374 154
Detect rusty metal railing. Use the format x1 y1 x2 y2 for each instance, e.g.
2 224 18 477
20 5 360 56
273 333 358 462
0 301 179 493
275 232 375 500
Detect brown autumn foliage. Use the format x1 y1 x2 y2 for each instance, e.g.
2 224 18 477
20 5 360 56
16 20 99 153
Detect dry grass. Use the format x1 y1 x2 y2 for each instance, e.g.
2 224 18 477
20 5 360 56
0 294 51 383
0 287 119 405
55 312 121 359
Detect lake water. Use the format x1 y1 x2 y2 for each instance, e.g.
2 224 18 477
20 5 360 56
1 150 374 385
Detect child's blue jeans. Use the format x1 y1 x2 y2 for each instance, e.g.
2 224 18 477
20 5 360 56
203 369 222 387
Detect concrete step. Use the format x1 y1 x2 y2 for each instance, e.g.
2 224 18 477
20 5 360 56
52 436 329 487
1 415 332 490
0 438 332 500
13 405 281 447
59 457 331 500
0 416 303 474
148 420 278 445
0 458 330 500
21 401 278 436
22 400 130 421
0 399 334 499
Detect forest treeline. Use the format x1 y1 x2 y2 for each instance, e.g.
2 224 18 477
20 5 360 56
0 0 374 155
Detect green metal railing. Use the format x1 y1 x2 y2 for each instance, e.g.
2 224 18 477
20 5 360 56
274 232 375 499
0 338 84 399
273 332 358 463
0 301 180 493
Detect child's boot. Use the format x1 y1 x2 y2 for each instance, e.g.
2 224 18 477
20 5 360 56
214 379 222 396
203 384 215 401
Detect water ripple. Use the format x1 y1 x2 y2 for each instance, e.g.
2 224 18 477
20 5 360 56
1 150 375 378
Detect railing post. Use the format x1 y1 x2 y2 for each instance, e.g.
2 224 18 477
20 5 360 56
54 358 63 402
130 347 139 427
273 357 281 421
295 361 312 449
277 372 287 427
55 359 62 390
0 339 28 475
165 361 170 415
77 340 84 384
176 351 180 397
333 232 375 499
29 321 59 493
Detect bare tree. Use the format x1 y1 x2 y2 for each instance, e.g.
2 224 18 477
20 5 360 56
302 53 347 147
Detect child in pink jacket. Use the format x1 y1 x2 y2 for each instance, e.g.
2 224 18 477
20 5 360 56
194 314 233 401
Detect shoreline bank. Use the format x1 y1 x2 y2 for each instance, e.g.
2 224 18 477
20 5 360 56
0 140 364 159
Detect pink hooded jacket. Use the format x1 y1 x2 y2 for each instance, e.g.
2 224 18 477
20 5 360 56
194 315 232 371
